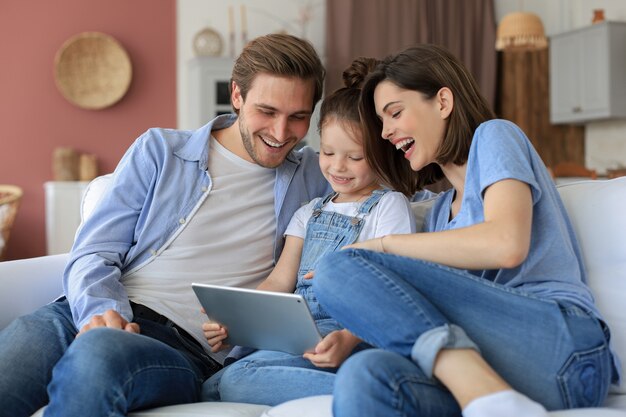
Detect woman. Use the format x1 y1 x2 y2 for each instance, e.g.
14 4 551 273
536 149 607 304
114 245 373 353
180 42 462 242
313 44 619 417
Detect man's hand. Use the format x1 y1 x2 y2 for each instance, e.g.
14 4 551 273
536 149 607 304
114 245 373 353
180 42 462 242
77 309 140 337
303 329 361 368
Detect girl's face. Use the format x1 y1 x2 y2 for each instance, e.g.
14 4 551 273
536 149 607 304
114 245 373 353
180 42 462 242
373 80 451 172
319 120 379 201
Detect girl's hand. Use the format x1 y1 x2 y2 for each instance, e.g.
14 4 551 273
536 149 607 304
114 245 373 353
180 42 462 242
343 236 386 252
303 270 315 280
303 330 361 368
202 321 230 352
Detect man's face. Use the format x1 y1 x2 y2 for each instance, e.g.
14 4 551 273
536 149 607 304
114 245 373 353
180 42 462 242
232 74 315 168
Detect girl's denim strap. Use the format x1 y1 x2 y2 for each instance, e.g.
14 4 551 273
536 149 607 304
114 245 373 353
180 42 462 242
357 189 389 215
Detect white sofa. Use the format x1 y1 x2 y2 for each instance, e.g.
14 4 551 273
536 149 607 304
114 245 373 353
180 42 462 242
1 176 625 417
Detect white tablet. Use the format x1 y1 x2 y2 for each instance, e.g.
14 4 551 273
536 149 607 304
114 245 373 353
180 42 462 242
192 283 322 355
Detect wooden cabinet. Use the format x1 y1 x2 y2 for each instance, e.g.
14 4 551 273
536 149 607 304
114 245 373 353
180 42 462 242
188 57 234 129
550 22 626 124
498 49 584 168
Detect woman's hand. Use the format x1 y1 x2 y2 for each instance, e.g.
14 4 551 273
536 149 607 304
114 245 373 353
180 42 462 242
343 236 386 252
303 329 361 368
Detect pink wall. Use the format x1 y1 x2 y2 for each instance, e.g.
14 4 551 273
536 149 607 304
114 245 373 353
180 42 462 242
0 0 176 260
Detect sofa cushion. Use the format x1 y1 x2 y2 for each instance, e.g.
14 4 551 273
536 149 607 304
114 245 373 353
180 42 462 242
32 402 270 417
0 254 67 329
261 395 332 417
556 178 626 394
260 394 625 416
80 173 113 223
410 196 437 230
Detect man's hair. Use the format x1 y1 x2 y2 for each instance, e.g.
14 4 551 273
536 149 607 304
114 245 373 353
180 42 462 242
231 33 325 114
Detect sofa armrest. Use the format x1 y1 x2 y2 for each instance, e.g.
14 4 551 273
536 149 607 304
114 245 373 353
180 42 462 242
0 254 68 329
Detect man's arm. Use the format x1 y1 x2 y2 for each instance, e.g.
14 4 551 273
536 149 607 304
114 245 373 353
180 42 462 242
63 134 155 333
77 309 140 336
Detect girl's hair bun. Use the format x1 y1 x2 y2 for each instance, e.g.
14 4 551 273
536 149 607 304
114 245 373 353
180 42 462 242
342 57 380 89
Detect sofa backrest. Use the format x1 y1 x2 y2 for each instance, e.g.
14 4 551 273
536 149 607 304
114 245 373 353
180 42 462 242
80 173 113 223
83 174 625 392
556 177 626 393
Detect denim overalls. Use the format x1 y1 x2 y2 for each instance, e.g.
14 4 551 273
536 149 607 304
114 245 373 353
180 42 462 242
222 189 388 364
210 190 390 401
296 189 388 336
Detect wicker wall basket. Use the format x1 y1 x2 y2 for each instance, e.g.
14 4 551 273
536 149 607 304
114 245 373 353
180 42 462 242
0 185 23 261
54 32 133 110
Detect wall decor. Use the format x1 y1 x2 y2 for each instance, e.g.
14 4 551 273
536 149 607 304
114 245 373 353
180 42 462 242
193 27 224 57
54 32 133 110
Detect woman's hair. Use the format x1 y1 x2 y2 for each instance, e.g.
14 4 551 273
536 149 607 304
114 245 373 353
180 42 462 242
231 33 325 114
318 57 380 142
360 44 495 195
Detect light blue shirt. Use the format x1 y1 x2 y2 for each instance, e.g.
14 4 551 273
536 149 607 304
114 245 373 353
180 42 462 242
425 120 596 311
64 114 331 331
424 119 620 383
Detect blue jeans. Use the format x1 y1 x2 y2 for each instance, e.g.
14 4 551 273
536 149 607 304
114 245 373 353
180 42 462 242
0 300 220 417
203 349 336 406
314 249 613 416
204 318 361 406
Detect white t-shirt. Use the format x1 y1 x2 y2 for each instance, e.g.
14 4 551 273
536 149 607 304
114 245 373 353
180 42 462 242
123 137 276 360
286 191 416 241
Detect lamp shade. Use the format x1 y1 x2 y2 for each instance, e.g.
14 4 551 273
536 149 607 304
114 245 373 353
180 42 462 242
496 12 548 51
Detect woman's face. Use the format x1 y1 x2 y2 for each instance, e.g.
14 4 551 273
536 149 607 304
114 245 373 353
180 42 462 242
373 80 451 172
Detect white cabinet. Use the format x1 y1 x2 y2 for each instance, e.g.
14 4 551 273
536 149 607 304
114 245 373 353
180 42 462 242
44 181 88 255
550 22 626 124
188 57 234 129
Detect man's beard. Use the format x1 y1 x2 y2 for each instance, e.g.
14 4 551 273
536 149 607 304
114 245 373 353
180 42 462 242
238 112 293 169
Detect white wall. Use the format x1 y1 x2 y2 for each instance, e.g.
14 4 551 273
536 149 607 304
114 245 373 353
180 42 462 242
177 0 326 149
495 0 626 173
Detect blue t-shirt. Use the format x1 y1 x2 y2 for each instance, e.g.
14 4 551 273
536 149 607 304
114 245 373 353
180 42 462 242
424 119 597 316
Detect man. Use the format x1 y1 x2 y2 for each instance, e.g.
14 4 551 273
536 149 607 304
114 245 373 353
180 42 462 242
0 33 329 417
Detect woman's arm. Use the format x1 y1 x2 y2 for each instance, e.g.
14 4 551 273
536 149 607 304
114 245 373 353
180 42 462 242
351 179 533 270
256 235 304 293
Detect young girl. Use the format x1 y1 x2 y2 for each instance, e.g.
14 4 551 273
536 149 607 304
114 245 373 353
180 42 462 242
201 58 432 406
313 44 619 417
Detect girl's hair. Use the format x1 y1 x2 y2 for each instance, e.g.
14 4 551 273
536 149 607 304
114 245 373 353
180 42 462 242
360 44 495 195
318 57 380 141
231 33 325 114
